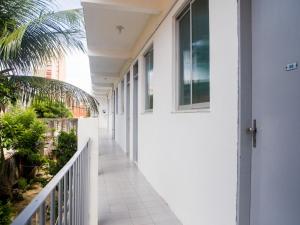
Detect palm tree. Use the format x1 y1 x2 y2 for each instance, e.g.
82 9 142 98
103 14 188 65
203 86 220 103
0 0 99 201
0 0 85 73
0 0 99 113
8 75 99 114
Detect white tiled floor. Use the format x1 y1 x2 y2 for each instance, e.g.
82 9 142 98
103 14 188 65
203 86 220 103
98 137 182 225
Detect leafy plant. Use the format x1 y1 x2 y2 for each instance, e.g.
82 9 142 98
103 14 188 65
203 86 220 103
50 130 77 175
31 177 50 188
4 108 46 149
0 0 85 73
0 76 17 112
0 75 99 116
0 201 11 225
17 178 28 191
47 159 59 176
0 107 46 173
32 99 72 118
0 0 99 115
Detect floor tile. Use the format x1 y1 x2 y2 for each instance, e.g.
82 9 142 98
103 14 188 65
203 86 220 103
98 136 182 225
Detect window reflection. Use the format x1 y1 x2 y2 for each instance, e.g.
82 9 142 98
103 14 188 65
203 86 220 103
178 0 210 108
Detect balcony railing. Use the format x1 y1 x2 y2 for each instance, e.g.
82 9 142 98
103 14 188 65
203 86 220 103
11 140 91 225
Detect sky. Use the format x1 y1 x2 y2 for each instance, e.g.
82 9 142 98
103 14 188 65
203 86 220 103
56 0 92 94
56 0 82 11
65 53 92 94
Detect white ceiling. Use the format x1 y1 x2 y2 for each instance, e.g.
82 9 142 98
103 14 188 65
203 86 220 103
85 6 150 51
81 0 163 98
89 56 126 74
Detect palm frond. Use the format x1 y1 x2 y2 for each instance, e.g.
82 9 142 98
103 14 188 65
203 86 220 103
7 75 99 115
0 0 86 73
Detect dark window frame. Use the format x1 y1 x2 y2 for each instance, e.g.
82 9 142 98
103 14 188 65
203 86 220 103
176 0 210 110
144 46 154 111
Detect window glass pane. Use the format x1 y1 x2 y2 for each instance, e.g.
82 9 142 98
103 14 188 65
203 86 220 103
133 62 138 79
179 9 191 106
127 72 130 84
145 49 153 110
192 0 210 104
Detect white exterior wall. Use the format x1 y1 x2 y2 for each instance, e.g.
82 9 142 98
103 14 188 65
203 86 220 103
114 0 239 224
77 118 99 225
99 98 109 130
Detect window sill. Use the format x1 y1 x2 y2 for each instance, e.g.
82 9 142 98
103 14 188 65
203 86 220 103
171 108 211 114
141 110 153 115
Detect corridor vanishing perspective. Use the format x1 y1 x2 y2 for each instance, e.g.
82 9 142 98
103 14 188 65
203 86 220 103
98 137 182 225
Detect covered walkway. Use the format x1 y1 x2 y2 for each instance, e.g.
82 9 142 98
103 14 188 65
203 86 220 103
98 136 182 225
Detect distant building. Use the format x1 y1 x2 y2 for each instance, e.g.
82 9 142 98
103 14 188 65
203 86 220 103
33 57 89 118
34 57 66 81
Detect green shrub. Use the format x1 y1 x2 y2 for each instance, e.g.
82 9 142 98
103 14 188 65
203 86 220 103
0 107 46 176
47 159 59 176
50 130 77 175
0 76 17 113
0 107 46 149
31 177 49 188
17 178 28 191
31 100 72 119
0 201 11 225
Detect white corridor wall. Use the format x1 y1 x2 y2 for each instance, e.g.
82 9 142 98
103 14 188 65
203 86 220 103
113 0 239 224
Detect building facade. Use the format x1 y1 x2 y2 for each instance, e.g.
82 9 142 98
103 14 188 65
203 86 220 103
34 57 66 81
81 0 300 225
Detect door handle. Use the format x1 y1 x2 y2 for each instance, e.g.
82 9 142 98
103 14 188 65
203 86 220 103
247 119 257 148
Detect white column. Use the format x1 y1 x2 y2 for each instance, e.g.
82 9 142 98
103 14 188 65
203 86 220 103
78 118 99 225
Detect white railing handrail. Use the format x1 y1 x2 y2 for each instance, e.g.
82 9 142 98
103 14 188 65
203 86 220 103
11 139 91 225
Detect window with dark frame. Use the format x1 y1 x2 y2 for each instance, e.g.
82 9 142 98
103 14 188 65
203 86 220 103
144 47 154 111
177 0 210 109
126 72 130 85
133 62 138 80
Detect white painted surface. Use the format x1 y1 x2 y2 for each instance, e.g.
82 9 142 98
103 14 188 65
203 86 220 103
112 0 239 225
99 98 110 130
84 0 239 224
77 118 100 225
82 0 176 98
82 0 153 97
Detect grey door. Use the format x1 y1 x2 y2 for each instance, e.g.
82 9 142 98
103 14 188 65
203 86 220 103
133 62 139 162
251 0 300 224
126 73 130 154
113 90 116 140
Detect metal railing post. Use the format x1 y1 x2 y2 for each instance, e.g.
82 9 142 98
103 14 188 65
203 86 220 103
64 174 68 225
50 190 55 225
58 181 62 225
11 140 90 225
69 167 73 225
39 202 45 225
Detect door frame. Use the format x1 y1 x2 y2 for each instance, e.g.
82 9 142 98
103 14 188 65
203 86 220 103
237 0 252 225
